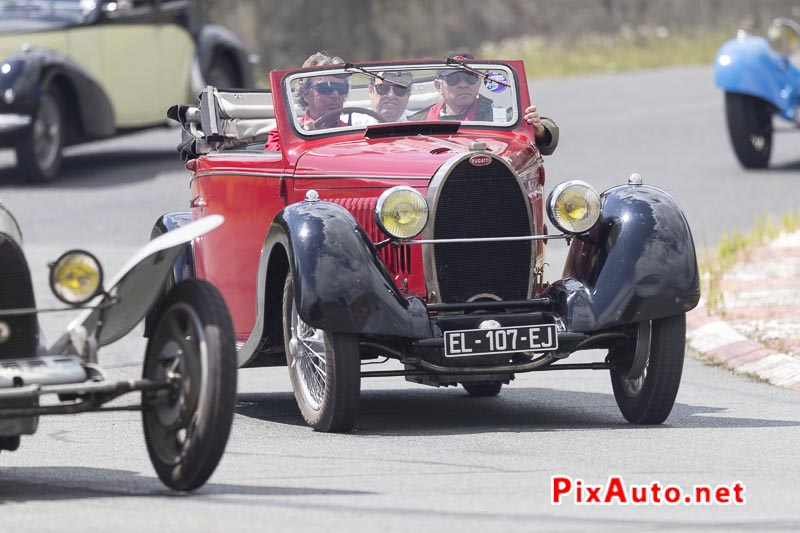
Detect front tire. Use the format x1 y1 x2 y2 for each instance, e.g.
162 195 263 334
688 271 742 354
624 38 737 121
283 273 360 432
725 92 773 169
462 381 503 397
142 279 237 491
609 314 686 425
16 84 65 183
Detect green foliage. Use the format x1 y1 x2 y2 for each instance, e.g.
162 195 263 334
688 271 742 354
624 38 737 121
700 210 800 316
479 26 736 78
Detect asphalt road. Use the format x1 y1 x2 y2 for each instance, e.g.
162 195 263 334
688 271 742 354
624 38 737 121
1 66 800 531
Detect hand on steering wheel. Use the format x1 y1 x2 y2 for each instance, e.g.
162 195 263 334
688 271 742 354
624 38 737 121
312 107 388 129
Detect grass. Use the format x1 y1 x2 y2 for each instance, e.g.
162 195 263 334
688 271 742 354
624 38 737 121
478 25 739 78
258 26 743 87
700 209 800 317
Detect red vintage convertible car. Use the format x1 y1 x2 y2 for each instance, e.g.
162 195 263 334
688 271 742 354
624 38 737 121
157 58 700 432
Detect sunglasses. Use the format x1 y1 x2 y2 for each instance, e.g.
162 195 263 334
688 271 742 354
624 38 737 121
441 72 479 86
374 83 409 97
310 81 349 96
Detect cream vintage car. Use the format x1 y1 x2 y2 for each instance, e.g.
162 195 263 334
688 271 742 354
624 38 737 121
0 0 256 182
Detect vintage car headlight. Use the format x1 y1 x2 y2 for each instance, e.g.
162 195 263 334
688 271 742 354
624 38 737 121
546 180 601 235
767 18 800 56
375 186 429 239
49 250 104 305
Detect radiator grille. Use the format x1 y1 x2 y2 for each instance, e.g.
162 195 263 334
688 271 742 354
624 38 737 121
331 197 412 275
432 158 532 303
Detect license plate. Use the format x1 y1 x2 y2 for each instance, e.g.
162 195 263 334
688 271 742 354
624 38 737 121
444 324 558 358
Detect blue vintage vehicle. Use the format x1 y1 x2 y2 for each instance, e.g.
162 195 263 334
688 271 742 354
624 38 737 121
714 18 800 168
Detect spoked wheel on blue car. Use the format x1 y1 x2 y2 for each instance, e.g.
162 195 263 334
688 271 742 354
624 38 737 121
142 279 237 491
282 273 360 433
725 92 773 169
609 314 686 425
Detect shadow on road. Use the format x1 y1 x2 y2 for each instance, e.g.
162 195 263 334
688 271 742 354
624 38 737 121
236 387 800 436
0 466 374 503
0 149 181 189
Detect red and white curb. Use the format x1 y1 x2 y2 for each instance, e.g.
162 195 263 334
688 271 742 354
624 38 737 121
685 231 800 391
687 309 800 390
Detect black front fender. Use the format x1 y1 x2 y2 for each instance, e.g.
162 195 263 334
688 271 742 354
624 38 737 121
544 184 700 332
265 201 431 337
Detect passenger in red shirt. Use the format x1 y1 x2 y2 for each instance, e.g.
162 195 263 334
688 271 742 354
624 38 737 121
409 53 558 155
266 52 348 152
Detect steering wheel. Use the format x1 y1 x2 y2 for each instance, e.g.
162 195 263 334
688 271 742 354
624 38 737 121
312 107 387 129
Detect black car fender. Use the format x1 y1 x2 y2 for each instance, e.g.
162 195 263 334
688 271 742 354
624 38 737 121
262 201 431 338
0 49 114 141
543 184 700 332
143 211 195 337
0 203 38 358
196 25 253 87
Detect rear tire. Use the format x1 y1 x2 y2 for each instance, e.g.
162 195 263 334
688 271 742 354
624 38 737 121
609 314 686 425
16 84 65 183
725 92 773 169
142 279 237 491
283 273 360 432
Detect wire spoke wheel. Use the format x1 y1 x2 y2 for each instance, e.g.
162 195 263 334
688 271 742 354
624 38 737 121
290 313 328 410
283 273 360 432
142 279 236 491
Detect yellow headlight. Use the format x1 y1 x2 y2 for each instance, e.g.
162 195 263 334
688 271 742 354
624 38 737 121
49 251 104 305
767 18 800 55
375 186 429 239
547 180 601 235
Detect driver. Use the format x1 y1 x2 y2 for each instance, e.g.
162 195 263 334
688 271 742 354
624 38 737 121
265 51 347 151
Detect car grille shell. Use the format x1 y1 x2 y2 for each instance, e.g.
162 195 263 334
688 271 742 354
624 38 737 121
425 155 534 304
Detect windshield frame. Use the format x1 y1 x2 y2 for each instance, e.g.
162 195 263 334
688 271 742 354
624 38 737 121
280 60 523 142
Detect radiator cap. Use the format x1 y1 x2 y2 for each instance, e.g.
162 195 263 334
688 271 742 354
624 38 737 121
468 141 487 152
628 173 643 186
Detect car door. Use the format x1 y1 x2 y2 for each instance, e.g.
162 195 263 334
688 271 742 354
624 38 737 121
84 0 161 127
156 0 196 110
192 156 288 341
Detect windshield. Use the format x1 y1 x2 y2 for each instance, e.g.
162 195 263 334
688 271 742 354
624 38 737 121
0 0 97 22
283 62 520 138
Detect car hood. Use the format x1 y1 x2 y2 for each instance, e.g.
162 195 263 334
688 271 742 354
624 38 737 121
293 133 536 179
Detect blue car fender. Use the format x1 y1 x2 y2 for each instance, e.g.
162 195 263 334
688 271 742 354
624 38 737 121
714 35 799 120
543 184 700 332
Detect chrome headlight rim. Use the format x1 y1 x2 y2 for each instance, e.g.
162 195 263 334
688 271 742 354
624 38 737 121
48 249 104 306
546 180 602 235
374 185 429 240
767 17 800 56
